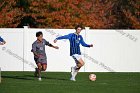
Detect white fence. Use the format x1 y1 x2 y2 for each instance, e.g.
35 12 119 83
0 26 140 72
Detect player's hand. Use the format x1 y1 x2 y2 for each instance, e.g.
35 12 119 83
54 39 57 43
90 44 93 47
0 43 3 45
0 42 4 45
54 46 59 49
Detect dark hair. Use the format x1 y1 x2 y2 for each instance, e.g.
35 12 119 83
36 31 43 37
75 25 83 30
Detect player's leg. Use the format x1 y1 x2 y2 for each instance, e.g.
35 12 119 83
40 59 47 71
75 58 85 71
37 63 42 81
34 67 38 77
41 64 47 79
34 58 39 77
39 59 47 79
73 58 84 78
71 54 84 81
42 64 47 71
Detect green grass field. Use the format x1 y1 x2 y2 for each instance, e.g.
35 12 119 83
0 72 140 93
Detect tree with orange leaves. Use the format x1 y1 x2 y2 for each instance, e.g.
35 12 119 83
0 0 139 29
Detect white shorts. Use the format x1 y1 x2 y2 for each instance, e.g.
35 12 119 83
72 54 82 64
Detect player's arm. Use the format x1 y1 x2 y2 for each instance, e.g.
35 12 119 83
0 42 4 45
54 34 71 43
45 40 59 49
32 51 39 57
80 36 93 47
0 37 6 45
0 41 6 45
48 43 59 49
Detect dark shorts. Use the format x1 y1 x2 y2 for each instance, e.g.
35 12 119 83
34 57 47 65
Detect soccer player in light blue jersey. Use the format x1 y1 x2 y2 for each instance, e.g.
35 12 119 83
54 25 93 81
0 36 6 45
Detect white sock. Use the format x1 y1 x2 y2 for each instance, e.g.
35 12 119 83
73 66 79 78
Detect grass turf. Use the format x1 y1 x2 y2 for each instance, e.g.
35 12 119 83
0 72 140 93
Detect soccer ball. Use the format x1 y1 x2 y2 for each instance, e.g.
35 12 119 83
89 74 96 81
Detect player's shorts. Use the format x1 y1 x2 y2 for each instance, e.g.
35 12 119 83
72 54 82 64
34 57 47 65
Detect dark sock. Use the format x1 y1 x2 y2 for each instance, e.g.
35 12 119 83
38 69 41 78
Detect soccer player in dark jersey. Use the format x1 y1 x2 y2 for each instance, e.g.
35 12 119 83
54 25 93 81
31 31 59 81
0 36 6 45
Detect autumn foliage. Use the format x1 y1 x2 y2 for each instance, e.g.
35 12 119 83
0 0 139 29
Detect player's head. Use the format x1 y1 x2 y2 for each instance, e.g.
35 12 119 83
75 25 83 34
36 31 43 42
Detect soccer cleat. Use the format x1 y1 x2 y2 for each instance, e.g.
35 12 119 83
38 77 42 81
70 77 76 81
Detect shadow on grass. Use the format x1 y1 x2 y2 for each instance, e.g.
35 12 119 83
2 74 69 81
2 75 33 80
24 75 69 81
46 77 69 81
